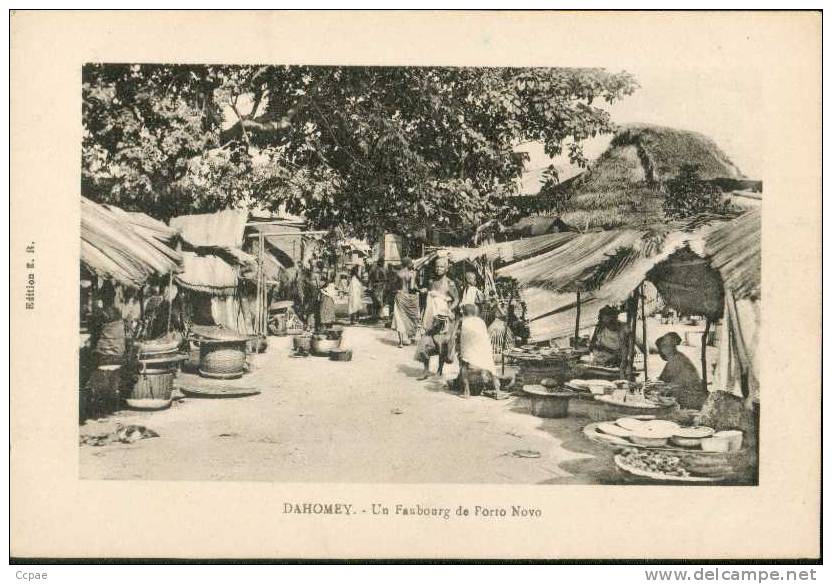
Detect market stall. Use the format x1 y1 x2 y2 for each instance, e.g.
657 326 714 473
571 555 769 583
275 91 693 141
80 197 184 417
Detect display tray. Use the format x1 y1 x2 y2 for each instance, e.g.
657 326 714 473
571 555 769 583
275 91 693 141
583 422 746 457
178 385 261 398
613 454 724 483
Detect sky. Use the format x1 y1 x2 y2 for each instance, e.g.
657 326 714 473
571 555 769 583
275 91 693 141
223 65 765 196
520 65 764 194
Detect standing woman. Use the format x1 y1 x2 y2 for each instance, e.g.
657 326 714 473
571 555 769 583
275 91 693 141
391 258 421 347
347 265 365 325
318 276 338 332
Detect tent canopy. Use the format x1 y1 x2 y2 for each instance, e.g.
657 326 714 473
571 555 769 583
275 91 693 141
169 209 251 294
170 209 247 248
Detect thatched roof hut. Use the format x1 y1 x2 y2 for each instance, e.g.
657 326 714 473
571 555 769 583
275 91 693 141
536 124 746 231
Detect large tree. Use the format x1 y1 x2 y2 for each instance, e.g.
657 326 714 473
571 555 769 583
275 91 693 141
82 64 637 240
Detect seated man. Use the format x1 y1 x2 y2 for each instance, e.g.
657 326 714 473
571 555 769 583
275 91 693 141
457 304 501 398
656 331 707 410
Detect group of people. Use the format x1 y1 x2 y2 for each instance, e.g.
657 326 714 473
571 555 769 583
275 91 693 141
589 305 707 409
387 256 499 398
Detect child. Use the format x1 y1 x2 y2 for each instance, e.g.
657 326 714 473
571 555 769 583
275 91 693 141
460 271 484 314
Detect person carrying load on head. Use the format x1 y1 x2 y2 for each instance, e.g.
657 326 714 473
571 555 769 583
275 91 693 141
421 256 459 331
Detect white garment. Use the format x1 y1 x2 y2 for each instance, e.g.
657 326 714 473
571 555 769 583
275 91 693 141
460 315 496 374
461 285 482 306
714 291 760 401
348 276 364 315
423 290 451 329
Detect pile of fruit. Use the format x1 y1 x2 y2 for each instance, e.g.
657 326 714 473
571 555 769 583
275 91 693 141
619 448 690 478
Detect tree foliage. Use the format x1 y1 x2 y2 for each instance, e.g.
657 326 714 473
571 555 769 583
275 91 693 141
83 64 637 240
663 164 736 220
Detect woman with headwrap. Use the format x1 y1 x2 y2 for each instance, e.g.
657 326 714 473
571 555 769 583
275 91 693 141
391 258 420 347
414 256 460 380
421 256 459 330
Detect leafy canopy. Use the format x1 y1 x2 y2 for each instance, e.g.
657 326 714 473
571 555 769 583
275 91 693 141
83 64 637 240
663 164 736 220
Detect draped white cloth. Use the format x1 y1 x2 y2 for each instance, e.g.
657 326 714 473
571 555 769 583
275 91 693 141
348 276 364 315
460 316 496 374
714 291 760 402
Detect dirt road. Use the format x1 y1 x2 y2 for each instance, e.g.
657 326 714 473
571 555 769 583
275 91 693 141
80 325 618 484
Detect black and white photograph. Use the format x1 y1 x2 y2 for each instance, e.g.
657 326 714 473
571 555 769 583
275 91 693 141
77 62 761 485
10 9 821 562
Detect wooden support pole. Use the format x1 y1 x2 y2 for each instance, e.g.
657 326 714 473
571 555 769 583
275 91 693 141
701 318 711 392
165 270 174 334
625 295 638 379
641 284 648 381
574 291 581 347
256 232 264 335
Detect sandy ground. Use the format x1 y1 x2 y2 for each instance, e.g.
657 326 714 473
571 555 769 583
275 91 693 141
79 317 717 483
80 323 624 484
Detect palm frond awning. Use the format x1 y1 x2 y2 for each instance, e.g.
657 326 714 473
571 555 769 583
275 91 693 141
705 208 761 300
81 197 182 288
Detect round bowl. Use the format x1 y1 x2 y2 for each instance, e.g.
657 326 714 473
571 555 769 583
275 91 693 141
628 434 669 447
713 430 743 452
701 436 731 453
670 435 705 448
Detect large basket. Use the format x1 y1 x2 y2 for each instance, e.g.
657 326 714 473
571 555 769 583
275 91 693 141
311 336 340 355
523 387 573 419
293 334 313 353
511 361 575 386
199 340 247 379
586 399 677 423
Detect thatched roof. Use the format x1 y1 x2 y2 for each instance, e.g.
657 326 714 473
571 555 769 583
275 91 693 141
81 197 182 288
705 208 761 300
537 124 745 230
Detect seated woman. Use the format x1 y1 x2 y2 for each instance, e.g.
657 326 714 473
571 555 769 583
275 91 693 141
656 332 707 410
588 306 629 367
457 304 501 398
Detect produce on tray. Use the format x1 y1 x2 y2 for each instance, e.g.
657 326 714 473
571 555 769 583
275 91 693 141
619 448 689 478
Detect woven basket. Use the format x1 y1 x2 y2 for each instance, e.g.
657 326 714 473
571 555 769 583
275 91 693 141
199 340 247 379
